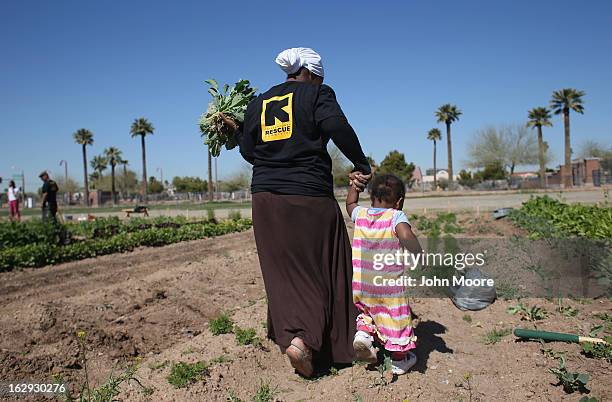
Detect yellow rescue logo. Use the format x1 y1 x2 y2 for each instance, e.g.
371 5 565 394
261 92 293 142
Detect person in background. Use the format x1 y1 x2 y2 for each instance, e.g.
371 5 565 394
39 171 59 223
8 180 21 222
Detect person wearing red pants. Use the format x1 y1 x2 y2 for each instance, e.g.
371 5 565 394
7 180 21 222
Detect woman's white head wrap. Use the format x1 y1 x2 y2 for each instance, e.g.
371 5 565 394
275 47 324 78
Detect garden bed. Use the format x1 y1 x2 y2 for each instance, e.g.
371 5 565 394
0 216 252 271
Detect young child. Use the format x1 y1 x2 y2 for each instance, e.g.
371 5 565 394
346 173 422 375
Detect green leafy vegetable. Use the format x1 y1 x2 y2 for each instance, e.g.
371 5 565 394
198 79 257 156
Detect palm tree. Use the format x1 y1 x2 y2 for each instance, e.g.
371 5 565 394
90 155 108 189
550 88 586 187
73 128 94 206
104 147 123 206
427 128 442 190
527 107 553 189
130 117 155 202
435 104 462 189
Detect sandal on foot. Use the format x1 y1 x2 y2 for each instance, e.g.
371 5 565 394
286 337 314 377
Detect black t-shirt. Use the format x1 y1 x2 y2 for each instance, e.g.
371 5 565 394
239 81 370 197
42 179 58 205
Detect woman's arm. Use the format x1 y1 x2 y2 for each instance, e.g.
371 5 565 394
321 116 371 174
220 113 254 165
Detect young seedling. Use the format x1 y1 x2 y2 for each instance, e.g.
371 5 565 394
454 372 474 402
482 328 511 345
539 341 566 361
581 336 612 363
374 355 394 386
557 299 579 317
208 313 234 335
462 314 472 323
167 361 208 388
234 326 262 347
549 355 589 394
507 303 547 321
251 380 278 402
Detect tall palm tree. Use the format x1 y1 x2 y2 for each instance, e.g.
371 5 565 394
104 147 123 206
427 128 442 190
527 107 553 189
73 128 94 206
90 155 108 190
435 104 462 189
130 117 155 202
550 88 585 187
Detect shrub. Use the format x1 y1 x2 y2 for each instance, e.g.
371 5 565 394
167 361 208 388
483 328 511 344
234 327 261 346
209 313 234 335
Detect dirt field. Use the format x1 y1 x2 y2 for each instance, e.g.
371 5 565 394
0 215 610 401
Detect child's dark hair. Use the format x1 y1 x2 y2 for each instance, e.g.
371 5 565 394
370 174 406 204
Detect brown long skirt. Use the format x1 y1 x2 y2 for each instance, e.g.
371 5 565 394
252 192 357 365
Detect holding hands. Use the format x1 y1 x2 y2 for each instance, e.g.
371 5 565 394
349 171 372 192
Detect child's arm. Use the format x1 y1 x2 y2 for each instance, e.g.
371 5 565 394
396 222 423 256
345 181 360 217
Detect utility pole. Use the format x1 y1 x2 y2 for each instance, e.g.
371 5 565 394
60 160 68 202
156 167 163 188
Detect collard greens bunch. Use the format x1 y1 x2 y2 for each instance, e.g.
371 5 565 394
198 79 257 157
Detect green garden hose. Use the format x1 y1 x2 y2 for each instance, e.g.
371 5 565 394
513 328 607 344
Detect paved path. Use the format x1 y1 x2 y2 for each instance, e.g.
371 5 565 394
60 189 608 220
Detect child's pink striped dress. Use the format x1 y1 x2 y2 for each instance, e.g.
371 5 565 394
351 206 416 353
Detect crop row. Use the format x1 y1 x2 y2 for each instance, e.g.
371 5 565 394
510 196 612 239
0 219 252 271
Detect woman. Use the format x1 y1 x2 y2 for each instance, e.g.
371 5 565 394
223 47 371 376
8 180 21 222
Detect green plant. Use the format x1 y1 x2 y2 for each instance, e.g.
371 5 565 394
234 327 262 347
549 357 589 394
228 210 242 221
462 314 472 323
507 303 547 321
581 336 612 363
206 208 216 221
167 361 208 388
199 79 257 156
63 331 147 401
252 380 278 402
483 328 511 344
208 313 234 335
209 355 232 365
509 196 612 239
456 372 474 402
0 218 253 271
227 391 245 402
374 355 393 386
579 396 599 402
557 299 579 317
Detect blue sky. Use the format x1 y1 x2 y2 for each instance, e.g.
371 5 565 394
1 0 611 188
